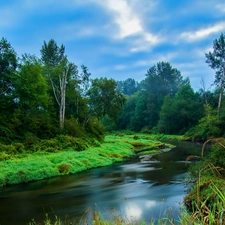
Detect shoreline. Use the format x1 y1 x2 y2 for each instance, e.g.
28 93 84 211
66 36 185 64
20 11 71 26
0 134 181 188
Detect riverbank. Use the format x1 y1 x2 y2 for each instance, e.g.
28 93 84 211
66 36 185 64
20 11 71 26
0 133 181 187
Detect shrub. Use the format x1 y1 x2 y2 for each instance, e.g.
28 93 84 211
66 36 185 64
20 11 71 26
85 120 105 142
0 143 17 154
39 139 61 152
64 118 85 137
56 135 88 151
23 132 39 148
208 138 225 169
58 163 71 174
13 143 25 153
0 152 11 161
0 125 18 144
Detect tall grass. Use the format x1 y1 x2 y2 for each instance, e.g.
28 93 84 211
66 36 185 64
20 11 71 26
183 139 225 224
0 141 134 187
0 133 175 187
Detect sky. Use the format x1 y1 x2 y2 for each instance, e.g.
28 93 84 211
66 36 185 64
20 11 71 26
1 0 225 91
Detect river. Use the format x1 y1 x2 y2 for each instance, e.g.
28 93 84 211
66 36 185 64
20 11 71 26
0 141 208 224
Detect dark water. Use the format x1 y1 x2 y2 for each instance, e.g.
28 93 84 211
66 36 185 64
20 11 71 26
0 141 208 224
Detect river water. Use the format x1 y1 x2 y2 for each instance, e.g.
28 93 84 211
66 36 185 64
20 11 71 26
0 141 207 224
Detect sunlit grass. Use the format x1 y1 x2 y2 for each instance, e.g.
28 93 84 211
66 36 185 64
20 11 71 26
0 133 177 187
0 141 135 187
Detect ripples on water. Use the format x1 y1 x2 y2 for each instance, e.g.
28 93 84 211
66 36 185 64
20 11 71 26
0 141 206 224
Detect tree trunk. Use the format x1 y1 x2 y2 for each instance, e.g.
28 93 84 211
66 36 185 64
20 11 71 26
218 80 223 118
59 70 67 129
218 63 225 119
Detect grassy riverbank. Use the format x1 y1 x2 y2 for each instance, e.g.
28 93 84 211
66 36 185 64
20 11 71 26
2 133 224 224
0 133 178 187
28 136 225 225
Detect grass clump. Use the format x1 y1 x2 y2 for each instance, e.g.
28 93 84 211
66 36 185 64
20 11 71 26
183 138 225 224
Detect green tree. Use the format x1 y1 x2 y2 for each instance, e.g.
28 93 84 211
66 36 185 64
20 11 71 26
15 54 53 137
157 95 173 134
186 104 221 141
0 37 17 110
117 78 139 95
157 83 203 134
142 62 183 96
117 95 136 130
16 54 49 115
40 39 65 67
139 62 184 129
205 33 225 118
67 64 91 122
41 39 77 128
87 78 126 123
0 38 18 143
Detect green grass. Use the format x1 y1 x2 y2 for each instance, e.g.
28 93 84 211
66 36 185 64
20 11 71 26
0 133 174 187
2 133 224 224
0 141 135 187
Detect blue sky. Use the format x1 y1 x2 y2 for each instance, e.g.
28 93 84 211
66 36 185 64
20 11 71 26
1 0 225 90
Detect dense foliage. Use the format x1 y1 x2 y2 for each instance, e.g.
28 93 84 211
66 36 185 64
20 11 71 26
1 33 225 224
1 33 225 147
116 33 225 141
0 38 125 146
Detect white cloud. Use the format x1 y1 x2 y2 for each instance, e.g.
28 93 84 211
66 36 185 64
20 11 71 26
94 0 160 51
96 0 142 38
180 22 225 41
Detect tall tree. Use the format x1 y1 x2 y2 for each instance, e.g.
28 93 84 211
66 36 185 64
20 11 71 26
142 62 183 96
41 39 77 128
16 54 49 115
205 33 225 118
157 83 203 134
87 78 126 123
68 64 91 119
0 37 17 109
140 62 184 129
117 78 139 95
14 54 52 137
117 95 136 130
0 38 18 143
40 39 65 67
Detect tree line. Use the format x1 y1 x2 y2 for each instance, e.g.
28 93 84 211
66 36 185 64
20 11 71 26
114 33 225 141
1 33 225 145
0 38 125 144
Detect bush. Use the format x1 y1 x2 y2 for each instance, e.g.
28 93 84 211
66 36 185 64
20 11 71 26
64 118 85 137
58 163 71 174
23 132 39 148
0 125 18 144
208 138 225 169
0 152 11 161
56 135 88 151
13 143 25 153
0 143 17 154
85 120 105 142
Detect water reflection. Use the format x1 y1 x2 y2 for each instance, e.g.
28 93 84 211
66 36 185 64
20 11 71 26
0 141 206 224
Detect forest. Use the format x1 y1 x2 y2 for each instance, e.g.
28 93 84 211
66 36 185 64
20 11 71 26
1 34 225 147
0 34 225 147
1 33 225 224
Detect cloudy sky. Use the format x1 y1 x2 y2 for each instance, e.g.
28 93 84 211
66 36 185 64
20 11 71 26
1 0 225 90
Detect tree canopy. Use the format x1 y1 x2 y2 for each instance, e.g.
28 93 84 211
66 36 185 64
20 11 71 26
1 35 225 144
